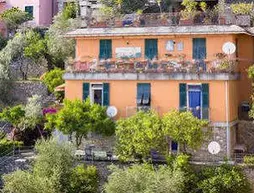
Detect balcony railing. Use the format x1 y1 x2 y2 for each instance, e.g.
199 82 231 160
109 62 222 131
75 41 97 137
85 11 252 28
67 58 238 74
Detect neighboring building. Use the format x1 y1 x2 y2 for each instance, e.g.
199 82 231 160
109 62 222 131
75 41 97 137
64 8 254 161
4 0 58 27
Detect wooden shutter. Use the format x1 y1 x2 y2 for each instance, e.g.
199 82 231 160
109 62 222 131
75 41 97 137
99 40 112 59
179 83 187 111
137 83 151 104
103 83 110 106
193 38 206 59
202 83 209 119
83 83 90 101
145 39 158 59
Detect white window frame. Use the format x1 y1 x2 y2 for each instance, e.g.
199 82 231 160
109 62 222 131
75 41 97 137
90 83 103 105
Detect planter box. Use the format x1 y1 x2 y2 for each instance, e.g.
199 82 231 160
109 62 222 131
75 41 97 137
114 20 122 27
235 15 251 27
218 17 226 25
179 19 193 25
95 21 107 28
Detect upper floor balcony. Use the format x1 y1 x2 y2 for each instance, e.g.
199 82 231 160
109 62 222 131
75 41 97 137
85 10 253 28
65 57 240 81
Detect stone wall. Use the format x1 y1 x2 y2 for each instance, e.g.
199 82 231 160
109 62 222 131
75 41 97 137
9 81 54 106
238 121 254 153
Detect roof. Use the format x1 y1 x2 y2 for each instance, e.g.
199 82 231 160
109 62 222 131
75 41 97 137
66 25 252 38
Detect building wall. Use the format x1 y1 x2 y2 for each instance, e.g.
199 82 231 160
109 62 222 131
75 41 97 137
65 79 238 122
5 0 54 26
76 35 236 62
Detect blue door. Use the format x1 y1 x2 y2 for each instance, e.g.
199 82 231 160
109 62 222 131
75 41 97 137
188 85 201 119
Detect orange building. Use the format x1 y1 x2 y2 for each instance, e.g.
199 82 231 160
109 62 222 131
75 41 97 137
64 22 254 160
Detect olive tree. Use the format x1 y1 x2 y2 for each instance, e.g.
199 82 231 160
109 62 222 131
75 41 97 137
45 99 115 147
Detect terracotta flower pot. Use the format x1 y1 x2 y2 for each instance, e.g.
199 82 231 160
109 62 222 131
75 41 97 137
179 19 193 25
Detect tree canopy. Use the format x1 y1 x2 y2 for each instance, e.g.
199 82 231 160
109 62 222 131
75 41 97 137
45 99 115 147
115 111 165 161
162 110 208 151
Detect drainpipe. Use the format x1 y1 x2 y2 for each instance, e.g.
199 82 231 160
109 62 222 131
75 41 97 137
225 80 231 159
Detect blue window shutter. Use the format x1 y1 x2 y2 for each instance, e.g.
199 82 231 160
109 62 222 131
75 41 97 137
145 39 158 59
83 83 90 101
202 83 209 119
103 83 110 106
193 38 206 59
99 40 112 59
137 83 151 104
179 83 187 111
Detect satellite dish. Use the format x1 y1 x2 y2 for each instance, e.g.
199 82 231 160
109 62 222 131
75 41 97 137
208 141 221 155
106 106 118 118
222 42 236 55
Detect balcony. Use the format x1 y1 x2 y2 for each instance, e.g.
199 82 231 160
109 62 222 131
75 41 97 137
85 11 252 28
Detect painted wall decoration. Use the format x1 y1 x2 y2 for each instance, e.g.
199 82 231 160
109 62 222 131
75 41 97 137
115 47 142 58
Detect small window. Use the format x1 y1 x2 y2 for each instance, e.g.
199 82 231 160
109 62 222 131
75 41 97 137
137 83 151 108
25 6 33 17
166 40 174 51
177 42 184 51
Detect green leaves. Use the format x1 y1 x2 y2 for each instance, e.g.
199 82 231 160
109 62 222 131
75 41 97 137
42 68 65 93
45 99 115 147
115 111 165 161
162 110 208 150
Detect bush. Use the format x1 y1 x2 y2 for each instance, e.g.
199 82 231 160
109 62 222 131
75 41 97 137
42 68 64 93
0 139 23 156
244 155 254 165
104 164 186 193
68 164 99 193
231 3 253 15
198 164 251 193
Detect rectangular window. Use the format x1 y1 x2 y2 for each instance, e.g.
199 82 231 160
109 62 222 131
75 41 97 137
166 40 174 51
25 6 33 17
99 40 112 59
145 39 158 60
193 38 206 59
137 83 151 110
177 42 184 51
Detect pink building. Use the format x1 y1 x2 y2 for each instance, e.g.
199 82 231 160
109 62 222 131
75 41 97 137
5 0 58 27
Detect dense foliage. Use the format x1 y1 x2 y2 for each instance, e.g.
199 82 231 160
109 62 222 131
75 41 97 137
162 110 208 151
115 111 165 161
45 99 115 147
115 110 208 160
197 164 251 193
104 163 186 193
68 164 99 193
248 65 254 118
42 68 65 93
3 139 99 193
0 138 23 156
0 7 32 34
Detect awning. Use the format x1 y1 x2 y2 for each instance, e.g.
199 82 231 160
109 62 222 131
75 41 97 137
54 84 65 92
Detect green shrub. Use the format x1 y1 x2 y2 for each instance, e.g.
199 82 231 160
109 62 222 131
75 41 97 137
104 164 186 193
42 68 65 93
198 164 251 193
244 155 254 165
68 164 99 193
231 3 253 15
0 139 23 156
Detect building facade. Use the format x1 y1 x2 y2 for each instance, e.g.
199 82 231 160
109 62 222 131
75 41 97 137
4 0 58 27
64 11 254 160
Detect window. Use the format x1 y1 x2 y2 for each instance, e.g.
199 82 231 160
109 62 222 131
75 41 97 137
179 83 209 119
82 83 110 106
145 39 158 60
25 6 33 17
99 40 112 59
177 42 184 51
137 83 151 110
193 38 206 59
166 40 174 51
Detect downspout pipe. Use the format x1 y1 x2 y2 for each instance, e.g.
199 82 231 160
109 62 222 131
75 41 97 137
226 80 231 159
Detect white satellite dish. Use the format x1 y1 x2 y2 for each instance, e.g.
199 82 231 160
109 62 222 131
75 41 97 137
222 42 236 55
106 106 118 118
208 141 221 155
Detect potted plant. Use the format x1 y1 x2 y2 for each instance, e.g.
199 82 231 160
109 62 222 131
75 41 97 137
231 2 253 27
179 0 198 25
160 13 169 26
